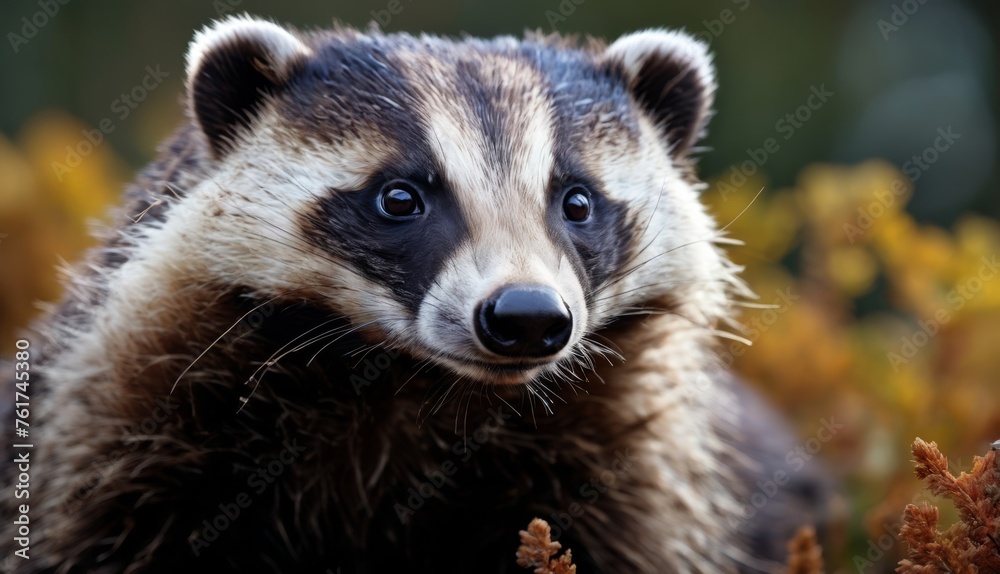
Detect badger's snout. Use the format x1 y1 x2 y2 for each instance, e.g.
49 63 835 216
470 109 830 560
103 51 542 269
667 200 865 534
474 285 573 358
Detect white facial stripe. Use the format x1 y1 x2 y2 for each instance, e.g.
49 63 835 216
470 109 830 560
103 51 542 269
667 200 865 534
390 47 591 369
396 49 556 241
467 54 556 210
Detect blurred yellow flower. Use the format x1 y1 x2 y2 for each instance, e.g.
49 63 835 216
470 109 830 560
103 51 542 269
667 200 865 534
709 162 1000 570
0 112 125 349
827 246 877 296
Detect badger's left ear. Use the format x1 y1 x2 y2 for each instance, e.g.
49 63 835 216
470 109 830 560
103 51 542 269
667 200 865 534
185 15 312 158
604 30 716 158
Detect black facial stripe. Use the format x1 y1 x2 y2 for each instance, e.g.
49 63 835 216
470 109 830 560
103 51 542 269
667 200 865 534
302 163 470 315
286 36 474 314
544 166 634 297
517 42 640 145
454 58 511 171
515 43 638 298
279 36 426 150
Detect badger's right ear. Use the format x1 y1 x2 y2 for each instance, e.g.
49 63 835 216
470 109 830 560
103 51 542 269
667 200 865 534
186 15 311 158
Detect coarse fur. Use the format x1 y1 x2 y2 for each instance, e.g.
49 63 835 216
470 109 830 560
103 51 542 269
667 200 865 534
0 15 830 573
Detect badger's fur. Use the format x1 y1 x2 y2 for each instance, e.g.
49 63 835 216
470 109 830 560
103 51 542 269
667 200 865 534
0 16 829 573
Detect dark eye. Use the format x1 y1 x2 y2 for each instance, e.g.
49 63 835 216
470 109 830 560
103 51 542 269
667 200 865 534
562 187 591 222
378 181 424 219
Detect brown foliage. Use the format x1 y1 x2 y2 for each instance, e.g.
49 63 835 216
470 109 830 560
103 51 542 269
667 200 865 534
787 525 825 574
896 438 1000 572
516 518 577 574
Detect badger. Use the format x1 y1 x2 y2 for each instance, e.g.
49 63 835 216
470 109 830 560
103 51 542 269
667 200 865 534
0 15 830 573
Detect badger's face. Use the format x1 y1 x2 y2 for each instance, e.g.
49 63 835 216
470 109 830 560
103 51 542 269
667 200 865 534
182 17 735 386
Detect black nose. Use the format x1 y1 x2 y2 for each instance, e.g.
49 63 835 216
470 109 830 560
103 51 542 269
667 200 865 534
475 285 573 358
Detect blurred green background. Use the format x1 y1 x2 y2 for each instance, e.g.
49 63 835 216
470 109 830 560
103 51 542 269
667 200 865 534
1 0 996 221
1 1 998 572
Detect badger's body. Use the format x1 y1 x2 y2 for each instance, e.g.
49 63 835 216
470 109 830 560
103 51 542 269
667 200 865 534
1 17 828 573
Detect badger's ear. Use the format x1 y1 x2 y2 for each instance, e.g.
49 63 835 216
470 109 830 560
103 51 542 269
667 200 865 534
185 15 311 158
604 30 716 158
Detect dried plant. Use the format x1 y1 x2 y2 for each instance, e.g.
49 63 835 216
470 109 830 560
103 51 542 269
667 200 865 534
787 525 825 574
516 518 577 574
896 438 1000 572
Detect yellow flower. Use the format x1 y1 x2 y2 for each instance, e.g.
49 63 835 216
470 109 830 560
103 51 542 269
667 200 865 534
0 113 126 349
827 246 878 297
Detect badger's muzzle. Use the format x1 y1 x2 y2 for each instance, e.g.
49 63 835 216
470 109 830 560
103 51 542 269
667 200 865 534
474 285 573 358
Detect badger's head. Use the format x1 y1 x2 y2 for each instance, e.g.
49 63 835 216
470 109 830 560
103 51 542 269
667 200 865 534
179 16 740 387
